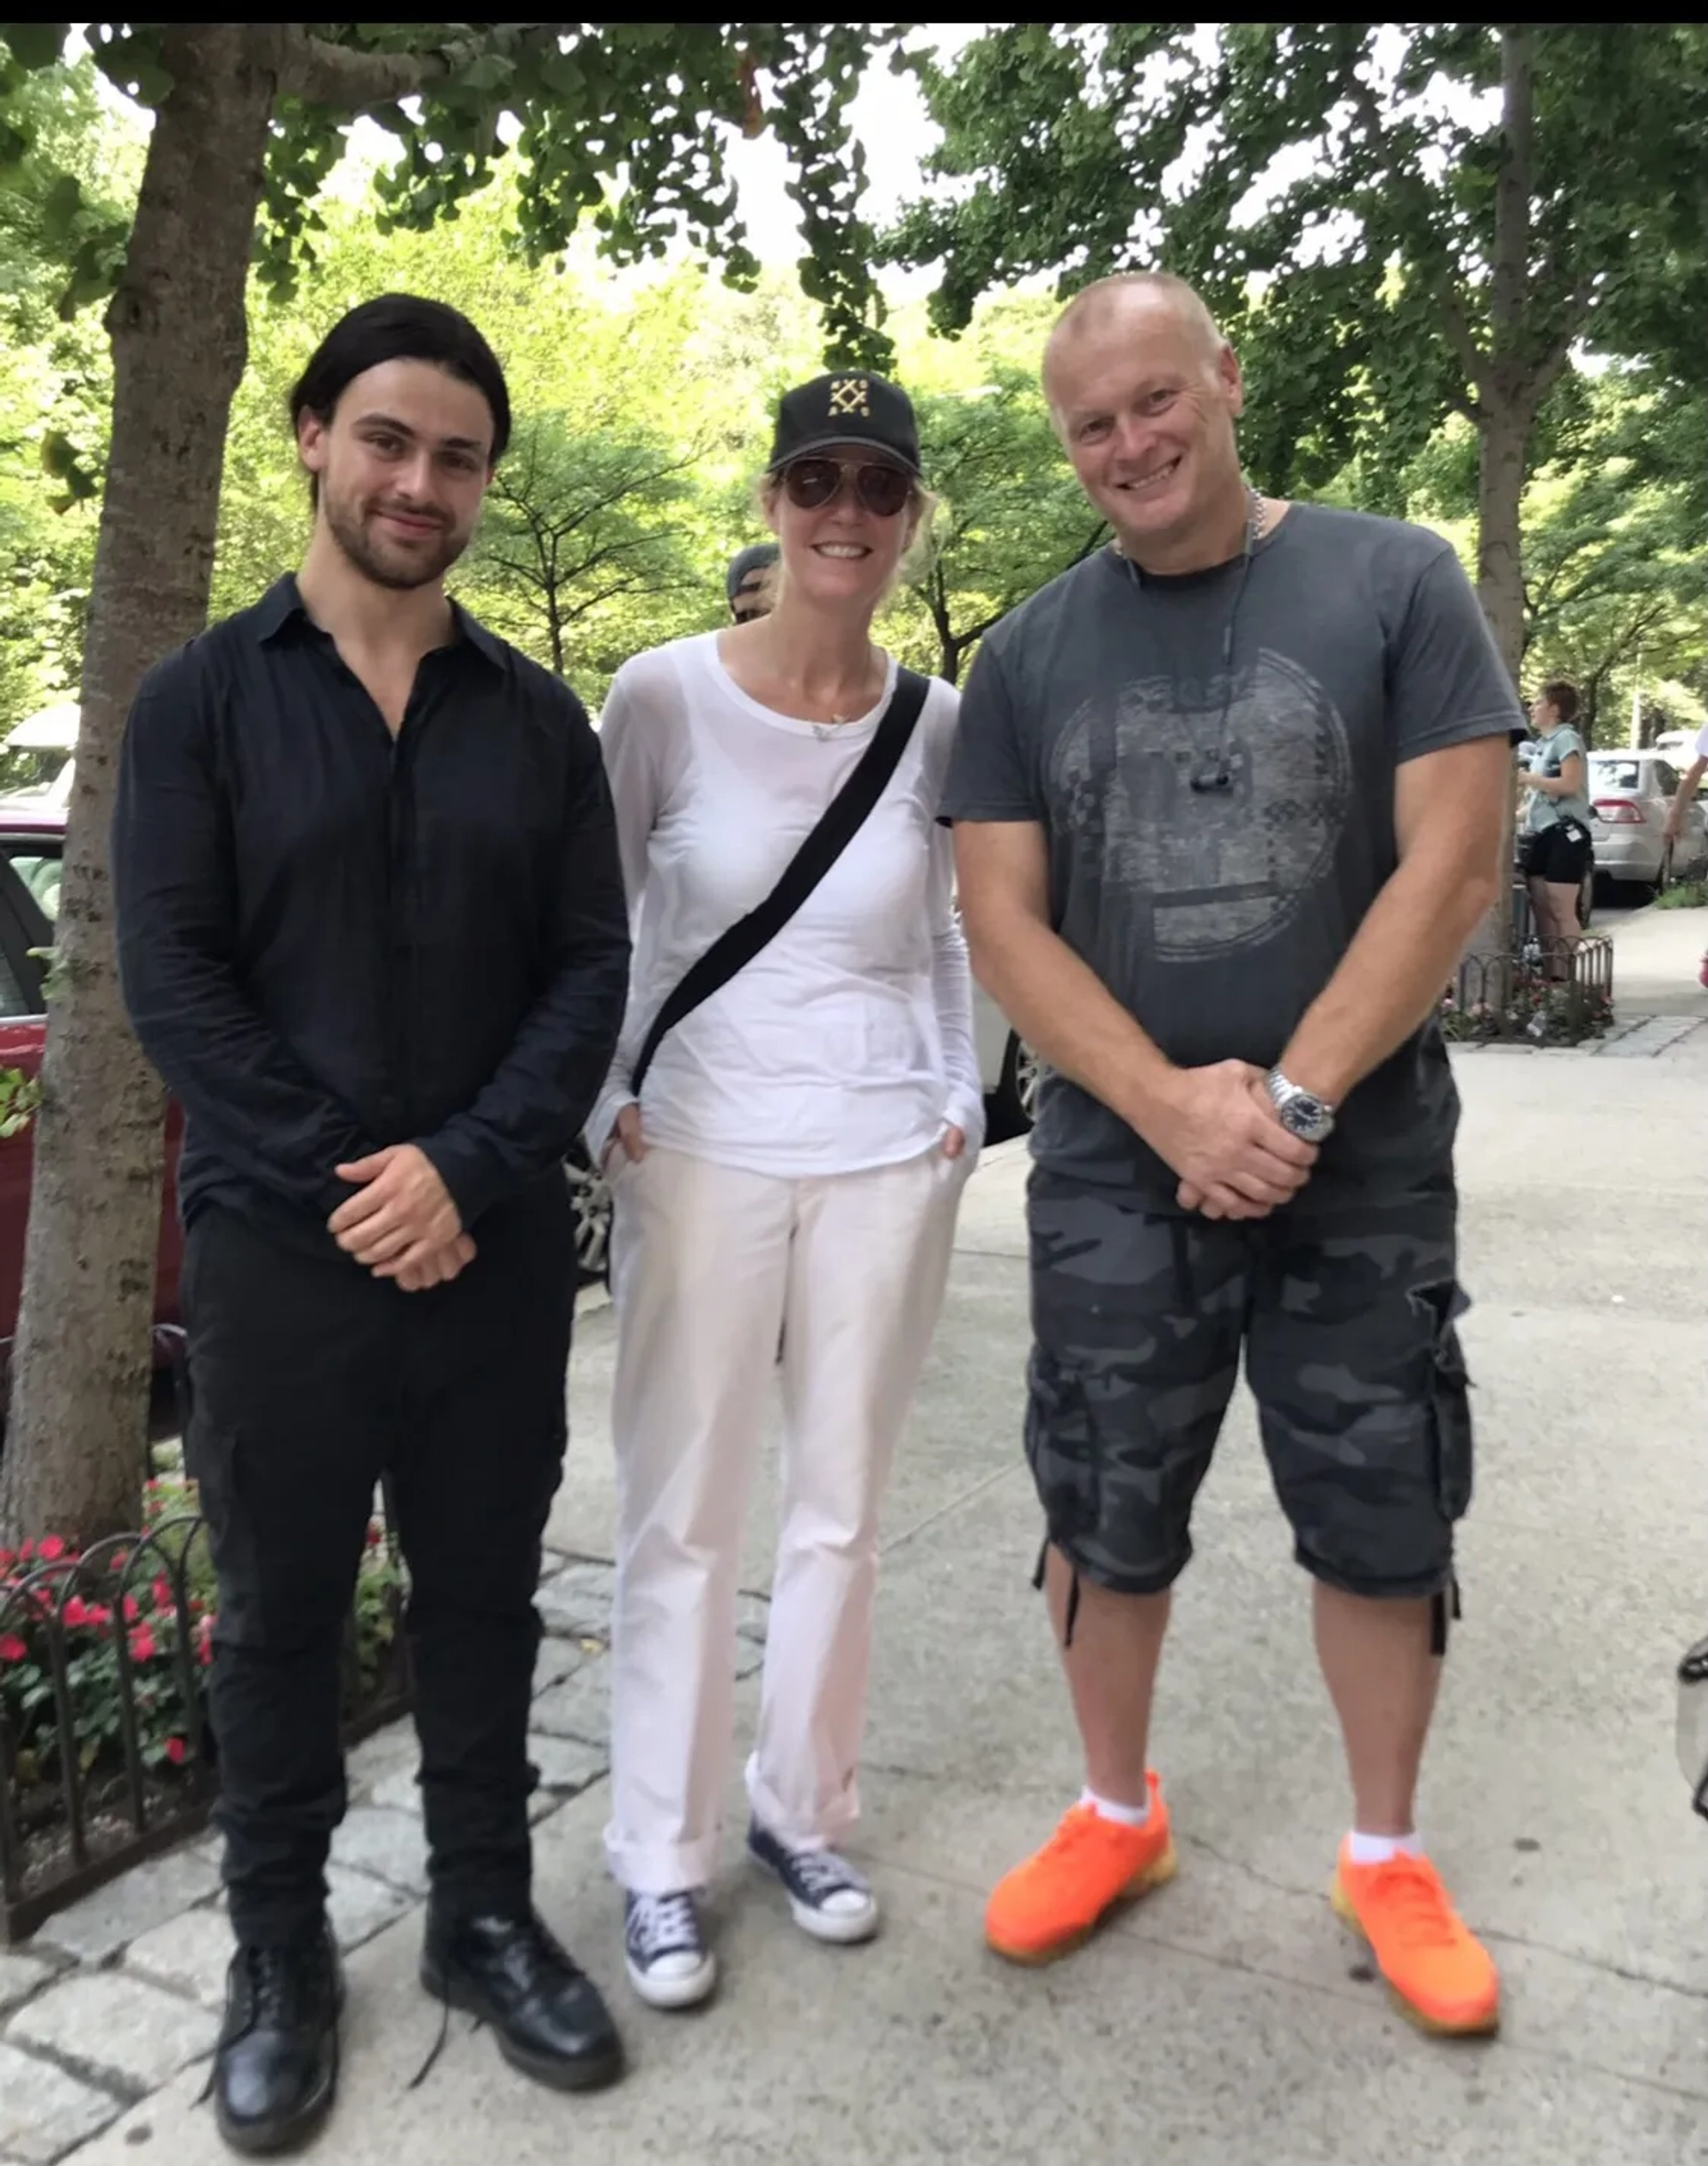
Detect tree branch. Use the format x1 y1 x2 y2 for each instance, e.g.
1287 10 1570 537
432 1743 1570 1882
276 29 449 109
277 22 572 116
1530 274 1597 406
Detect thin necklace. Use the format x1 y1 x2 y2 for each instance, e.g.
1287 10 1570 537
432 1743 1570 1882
1122 483 1268 797
1113 481 1268 567
810 649 885 739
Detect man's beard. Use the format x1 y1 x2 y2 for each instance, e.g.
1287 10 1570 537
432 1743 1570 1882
325 491 466 591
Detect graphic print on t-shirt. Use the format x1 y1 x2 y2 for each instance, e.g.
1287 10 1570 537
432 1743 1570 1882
1049 646 1352 959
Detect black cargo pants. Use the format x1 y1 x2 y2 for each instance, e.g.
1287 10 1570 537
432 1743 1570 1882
182 1179 575 1946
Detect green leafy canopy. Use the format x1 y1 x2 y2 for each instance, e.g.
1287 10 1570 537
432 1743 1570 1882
4 21 914 367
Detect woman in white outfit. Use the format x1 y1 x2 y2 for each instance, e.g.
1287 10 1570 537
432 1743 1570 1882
591 371 982 2009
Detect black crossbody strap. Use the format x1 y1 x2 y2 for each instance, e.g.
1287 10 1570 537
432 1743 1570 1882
630 666 931 1097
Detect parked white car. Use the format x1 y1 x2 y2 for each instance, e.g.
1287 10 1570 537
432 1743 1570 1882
1586 750 1708 896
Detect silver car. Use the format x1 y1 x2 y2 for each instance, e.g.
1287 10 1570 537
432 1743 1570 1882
1586 750 1708 895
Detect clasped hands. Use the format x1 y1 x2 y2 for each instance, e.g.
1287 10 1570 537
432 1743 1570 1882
327 1144 472 1291
1151 1059 1317 1221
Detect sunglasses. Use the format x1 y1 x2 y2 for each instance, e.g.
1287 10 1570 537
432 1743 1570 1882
779 457 914 519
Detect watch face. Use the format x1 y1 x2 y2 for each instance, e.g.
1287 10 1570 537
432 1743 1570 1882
1281 1093 1333 1141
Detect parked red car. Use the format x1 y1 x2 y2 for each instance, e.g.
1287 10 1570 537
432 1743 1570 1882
0 805 184 1406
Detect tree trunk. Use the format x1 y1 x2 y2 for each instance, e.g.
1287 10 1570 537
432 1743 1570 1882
1581 670 1603 746
1475 397 1528 688
1465 25 1538 965
0 28 276 1545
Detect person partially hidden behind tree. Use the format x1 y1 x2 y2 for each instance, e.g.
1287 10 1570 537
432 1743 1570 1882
726 540 780 624
112 294 632 2153
945 270 1523 2038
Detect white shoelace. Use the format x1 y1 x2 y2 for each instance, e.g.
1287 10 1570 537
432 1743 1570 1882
788 1848 869 1903
628 1892 701 1961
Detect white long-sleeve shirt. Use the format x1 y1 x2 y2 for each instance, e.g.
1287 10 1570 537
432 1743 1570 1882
591 631 983 1179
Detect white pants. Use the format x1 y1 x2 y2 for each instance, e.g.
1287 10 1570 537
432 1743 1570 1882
603 1142 967 1895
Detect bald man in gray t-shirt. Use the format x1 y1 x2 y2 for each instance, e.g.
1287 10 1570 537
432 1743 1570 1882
947 270 1520 2035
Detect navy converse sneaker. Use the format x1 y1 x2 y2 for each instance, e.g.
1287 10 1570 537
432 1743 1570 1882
746 1821 880 1945
623 1890 716 2010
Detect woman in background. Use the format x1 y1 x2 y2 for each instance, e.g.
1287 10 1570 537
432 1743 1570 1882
1519 679 1592 974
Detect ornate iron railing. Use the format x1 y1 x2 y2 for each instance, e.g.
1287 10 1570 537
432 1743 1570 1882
1 1494 410 1944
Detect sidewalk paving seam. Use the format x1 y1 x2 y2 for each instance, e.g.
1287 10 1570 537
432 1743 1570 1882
876 1463 1024 1556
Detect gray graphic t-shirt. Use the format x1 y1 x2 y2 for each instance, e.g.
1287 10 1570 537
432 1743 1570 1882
941 503 1524 1199
1520 722 1591 833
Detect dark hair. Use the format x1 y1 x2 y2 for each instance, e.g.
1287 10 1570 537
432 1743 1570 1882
288 294 512 503
1540 679 1580 725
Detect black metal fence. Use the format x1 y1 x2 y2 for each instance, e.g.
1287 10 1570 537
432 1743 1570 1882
1444 930 1615 1046
1 1494 410 1944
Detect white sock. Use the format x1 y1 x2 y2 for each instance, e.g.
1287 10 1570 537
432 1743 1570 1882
1081 1785 1149 1828
1346 1828 1424 1866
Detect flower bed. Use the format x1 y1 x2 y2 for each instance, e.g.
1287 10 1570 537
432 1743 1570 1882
1440 938 1615 1047
1 1471 409 1942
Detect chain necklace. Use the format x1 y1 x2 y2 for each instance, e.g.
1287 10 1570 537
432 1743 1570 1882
809 649 887 740
1113 480 1267 567
1117 481 1269 797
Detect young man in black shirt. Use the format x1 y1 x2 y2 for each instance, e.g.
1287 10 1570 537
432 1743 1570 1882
113 294 632 2152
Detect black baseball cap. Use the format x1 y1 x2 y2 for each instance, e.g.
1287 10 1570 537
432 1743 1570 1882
726 542 779 605
767 371 922 478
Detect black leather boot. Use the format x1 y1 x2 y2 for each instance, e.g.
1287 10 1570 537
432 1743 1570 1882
214 1920 343 2155
420 1909 624 2091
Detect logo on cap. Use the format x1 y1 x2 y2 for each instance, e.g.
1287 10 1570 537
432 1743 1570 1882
828 376 870 417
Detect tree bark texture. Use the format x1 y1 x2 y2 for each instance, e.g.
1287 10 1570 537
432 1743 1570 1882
0 28 277 1543
1464 25 1537 962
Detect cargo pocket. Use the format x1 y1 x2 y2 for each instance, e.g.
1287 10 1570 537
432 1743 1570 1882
1410 1281 1474 1523
1023 1345 1103 1554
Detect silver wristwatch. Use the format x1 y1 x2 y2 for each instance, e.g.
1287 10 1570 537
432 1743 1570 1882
1266 1067 1336 1144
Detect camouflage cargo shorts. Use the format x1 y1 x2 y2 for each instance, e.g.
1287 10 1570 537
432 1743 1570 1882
1025 1169 1474 1599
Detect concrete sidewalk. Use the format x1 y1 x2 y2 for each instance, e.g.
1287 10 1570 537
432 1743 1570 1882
1602 898 1708 1019
54 1047 1708 2166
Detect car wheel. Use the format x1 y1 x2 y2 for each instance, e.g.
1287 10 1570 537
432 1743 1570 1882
564 1137 614 1289
993 1030 1042 1137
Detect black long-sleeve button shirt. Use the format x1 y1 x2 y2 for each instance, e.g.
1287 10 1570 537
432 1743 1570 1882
112 576 631 1252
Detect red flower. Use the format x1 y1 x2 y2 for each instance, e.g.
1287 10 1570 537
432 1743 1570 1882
165 1736 187 1765
36 1535 66 1562
0 1633 27 1662
122 1594 141 1624
63 1595 91 1628
128 1625 157 1663
153 1576 173 1611
365 1520 383 1550
0 1549 14 1571
17 1540 33 1562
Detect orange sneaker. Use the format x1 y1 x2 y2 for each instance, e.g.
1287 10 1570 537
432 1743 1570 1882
986 1775 1177 1965
1331 1843 1500 2035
